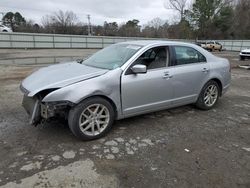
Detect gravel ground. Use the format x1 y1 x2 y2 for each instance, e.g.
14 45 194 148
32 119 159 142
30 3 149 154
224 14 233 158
0 49 249 188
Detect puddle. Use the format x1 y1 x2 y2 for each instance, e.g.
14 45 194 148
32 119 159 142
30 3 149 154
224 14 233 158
0 56 84 65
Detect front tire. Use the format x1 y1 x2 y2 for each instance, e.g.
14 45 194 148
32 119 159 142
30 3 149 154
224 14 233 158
68 97 115 140
240 56 245 61
196 80 220 110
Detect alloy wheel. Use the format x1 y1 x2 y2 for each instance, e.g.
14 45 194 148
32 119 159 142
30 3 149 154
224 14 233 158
78 104 110 136
203 85 218 107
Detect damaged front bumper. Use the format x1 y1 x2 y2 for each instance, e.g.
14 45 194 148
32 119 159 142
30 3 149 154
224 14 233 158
22 95 73 126
40 101 73 119
22 95 40 125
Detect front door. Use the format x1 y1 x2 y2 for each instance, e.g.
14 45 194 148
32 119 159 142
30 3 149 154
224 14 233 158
121 46 174 116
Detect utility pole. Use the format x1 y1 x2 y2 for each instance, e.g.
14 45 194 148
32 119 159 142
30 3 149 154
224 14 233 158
87 14 91 36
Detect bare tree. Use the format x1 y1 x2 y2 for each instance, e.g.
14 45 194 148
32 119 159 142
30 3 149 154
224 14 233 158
42 10 78 34
147 17 164 29
164 0 189 20
54 10 77 26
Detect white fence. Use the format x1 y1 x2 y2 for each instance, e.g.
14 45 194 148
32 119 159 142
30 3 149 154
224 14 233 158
0 32 249 51
0 32 135 48
0 32 190 49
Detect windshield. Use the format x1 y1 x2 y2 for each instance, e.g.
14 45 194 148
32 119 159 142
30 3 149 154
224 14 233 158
83 43 142 69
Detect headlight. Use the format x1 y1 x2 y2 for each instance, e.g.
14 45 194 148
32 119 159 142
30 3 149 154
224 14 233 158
40 101 74 119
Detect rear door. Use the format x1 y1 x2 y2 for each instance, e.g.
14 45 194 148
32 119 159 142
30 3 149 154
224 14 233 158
167 45 210 105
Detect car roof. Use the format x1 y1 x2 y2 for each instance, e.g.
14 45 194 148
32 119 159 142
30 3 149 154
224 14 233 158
242 48 250 52
121 40 193 47
120 40 217 62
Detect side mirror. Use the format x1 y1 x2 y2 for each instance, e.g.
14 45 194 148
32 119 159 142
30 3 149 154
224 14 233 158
131 64 147 74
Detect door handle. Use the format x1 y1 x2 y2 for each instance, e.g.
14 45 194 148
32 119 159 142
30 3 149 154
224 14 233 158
202 68 209 73
163 72 173 79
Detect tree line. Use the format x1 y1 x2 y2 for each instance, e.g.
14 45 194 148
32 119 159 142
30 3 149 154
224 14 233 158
1 0 250 39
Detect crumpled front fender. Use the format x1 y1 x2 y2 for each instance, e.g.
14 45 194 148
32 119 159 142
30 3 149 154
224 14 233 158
42 68 123 119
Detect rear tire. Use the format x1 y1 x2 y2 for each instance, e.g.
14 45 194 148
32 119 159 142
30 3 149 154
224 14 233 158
68 97 115 140
196 80 220 110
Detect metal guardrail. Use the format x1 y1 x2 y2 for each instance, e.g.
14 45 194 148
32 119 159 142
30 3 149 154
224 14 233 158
0 32 249 51
0 32 192 49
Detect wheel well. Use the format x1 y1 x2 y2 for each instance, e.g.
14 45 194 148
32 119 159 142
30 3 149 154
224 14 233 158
211 78 222 96
79 95 118 118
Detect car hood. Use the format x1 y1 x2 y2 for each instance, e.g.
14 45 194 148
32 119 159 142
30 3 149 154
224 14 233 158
21 62 108 97
241 48 250 53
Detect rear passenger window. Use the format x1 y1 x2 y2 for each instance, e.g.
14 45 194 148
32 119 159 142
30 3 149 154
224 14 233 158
173 46 206 66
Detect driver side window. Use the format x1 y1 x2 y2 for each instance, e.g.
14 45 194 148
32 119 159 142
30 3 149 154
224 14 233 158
125 46 169 75
133 46 169 70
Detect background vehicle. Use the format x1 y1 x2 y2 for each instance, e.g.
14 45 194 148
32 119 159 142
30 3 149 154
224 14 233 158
20 41 231 140
0 25 12 32
239 48 250 60
201 41 222 51
195 42 202 47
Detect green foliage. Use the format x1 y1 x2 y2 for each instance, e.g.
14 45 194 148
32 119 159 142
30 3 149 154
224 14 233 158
2 12 26 31
214 7 232 31
232 0 250 39
166 19 193 39
190 0 221 38
126 19 140 28
103 22 118 36
188 0 237 39
118 19 141 37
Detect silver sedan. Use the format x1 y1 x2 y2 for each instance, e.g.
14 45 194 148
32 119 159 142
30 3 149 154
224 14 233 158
20 40 231 140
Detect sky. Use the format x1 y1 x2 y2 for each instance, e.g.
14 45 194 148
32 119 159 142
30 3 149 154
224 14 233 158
0 0 181 26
